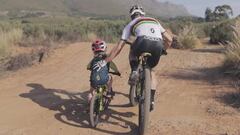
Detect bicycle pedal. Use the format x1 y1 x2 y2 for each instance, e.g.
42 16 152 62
105 95 112 99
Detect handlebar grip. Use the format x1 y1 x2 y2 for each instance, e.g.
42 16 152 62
125 41 133 45
109 71 121 76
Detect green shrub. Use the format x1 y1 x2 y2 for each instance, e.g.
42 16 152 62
0 17 128 72
20 18 126 44
210 20 234 44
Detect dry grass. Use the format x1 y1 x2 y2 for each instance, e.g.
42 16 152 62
0 29 23 58
224 19 240 77
177 25 202 49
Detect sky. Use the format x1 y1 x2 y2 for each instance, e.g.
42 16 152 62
159 0 240 17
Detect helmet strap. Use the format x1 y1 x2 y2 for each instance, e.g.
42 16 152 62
131 13 143 20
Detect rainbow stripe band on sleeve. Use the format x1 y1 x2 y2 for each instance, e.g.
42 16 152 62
131 17 159 35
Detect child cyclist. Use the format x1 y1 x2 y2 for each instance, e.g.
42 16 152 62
87 40 120 103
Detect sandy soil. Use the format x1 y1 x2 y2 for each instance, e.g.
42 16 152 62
0 42 239 135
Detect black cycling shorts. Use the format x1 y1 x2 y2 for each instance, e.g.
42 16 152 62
131 36 164 69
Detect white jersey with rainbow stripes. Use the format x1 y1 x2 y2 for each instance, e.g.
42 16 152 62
121 17 166 41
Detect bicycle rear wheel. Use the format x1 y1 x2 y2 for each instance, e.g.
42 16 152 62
129 82 140 106
89 94 100 128
138 68 151 135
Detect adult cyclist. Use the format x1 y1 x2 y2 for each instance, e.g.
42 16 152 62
93 5 173 111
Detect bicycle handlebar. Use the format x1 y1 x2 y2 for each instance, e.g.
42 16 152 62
109 71 121 76
125 41 133 45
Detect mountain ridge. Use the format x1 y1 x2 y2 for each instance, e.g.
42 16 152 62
0 0 190 18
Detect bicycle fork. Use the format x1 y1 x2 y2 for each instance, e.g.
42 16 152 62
97 87 104 111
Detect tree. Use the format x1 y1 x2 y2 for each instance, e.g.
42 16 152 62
205 7 214 22
214 4 233 20
205 5 233 22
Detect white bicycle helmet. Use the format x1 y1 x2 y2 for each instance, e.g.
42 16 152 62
129 5 145 17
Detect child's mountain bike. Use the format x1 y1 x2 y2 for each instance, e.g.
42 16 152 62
89 71 120 128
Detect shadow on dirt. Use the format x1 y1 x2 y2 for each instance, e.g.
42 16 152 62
192 47 224 54
109 91 133 108
19 83 138 135
169 66 240 111
216 92 240 110
168 66 226 85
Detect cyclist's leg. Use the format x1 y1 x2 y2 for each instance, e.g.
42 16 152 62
88 86 95 103
129 49 138 71
150 70 157 111
151 70 157 90
128 49 139 85
128 38 144 85
147 40 164 111
107 75 112 89
89 74 102 103
106 75 115 97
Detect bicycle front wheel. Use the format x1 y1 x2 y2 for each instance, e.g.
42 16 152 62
89 94 100 128
138 68 151 135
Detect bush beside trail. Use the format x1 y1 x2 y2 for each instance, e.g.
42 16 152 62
0 28 23 59
0 17 126 72
224 19 240 77
172 24 202 49
20 18 126 45
1 17 126 47
0 16 238 72
210 20 235 44
5 49 48 71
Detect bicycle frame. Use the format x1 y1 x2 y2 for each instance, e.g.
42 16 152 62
89 69 120 128
95 85 107 112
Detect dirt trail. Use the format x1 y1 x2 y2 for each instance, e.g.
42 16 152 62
0 42 239 135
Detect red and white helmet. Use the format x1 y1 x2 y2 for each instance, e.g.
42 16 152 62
92 40 107 52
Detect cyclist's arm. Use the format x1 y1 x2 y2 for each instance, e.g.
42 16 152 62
162 31 173 50
105 22 131 62
105 40 125 63
87 60 93 70
157 21 173 50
